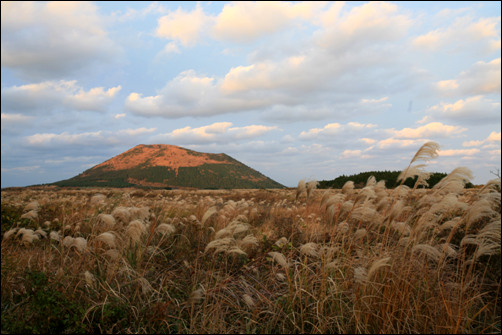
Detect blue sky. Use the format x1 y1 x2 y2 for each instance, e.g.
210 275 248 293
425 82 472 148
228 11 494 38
1 1 500 188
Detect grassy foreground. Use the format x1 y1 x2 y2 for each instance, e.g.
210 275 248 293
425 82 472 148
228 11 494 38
1 145 500 334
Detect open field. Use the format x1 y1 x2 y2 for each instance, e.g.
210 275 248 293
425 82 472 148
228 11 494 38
2 176 500 334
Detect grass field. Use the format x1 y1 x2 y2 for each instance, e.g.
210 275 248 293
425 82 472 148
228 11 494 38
1 146 500 333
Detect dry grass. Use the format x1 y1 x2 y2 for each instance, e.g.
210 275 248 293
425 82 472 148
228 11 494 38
1 151 500 333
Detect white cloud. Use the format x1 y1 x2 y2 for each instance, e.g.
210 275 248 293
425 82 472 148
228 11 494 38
412 16 500 54
438 148 481 157
212 1 326 43
152 122 278 144
391 122 466 139
1 1 119 79
426 96 501 124
435 58 501 96
463 131 501 147
156 4 213 46
2 80 121 113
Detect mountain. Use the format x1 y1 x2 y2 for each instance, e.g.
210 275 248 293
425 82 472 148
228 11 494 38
52 144 284 189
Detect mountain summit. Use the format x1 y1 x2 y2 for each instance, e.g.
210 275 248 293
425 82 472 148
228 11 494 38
53 144 284 189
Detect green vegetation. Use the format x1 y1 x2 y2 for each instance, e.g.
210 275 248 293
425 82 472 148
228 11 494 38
319 170 474 189
53 163 284 189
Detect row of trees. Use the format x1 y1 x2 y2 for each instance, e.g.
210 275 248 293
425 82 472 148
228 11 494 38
318 170 474 189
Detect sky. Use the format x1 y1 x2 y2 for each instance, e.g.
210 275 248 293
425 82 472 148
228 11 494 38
1 1 501 188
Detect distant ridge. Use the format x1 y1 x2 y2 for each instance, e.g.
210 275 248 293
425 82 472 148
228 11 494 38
52 144 284 189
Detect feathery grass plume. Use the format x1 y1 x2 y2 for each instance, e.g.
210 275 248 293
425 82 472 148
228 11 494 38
73 237 88 252
354 266 368 284
242 294 255 309
156 223 176 237
3 228 19 240
34 229 47 238
465 198 496 231
126 219 147 243
433 167 473 195
205 237 235 253
95 232 117 249
391 221 411 236
238 234 259 250
324 194 345 209
342 180 355 195
410 141 440 165
325 260 340 271
478 178 501 195
439 243 458 258
337 221 350 234
267 251 290 268
477 220 501 245
49 231 60 241
367 257 391 280
227 246 248 256
20 229 39 246
20 210 38 221
90 193 106 205
201 206 218 225
112 206 131 225
366 175 377 187
439 217 461 232
84 271 96 288
356 186 377 202
300 242 319 257
306 180 318 200
24 200 40 212
412 244 442 263
296 179 306 201
397 164 431 187
63 236 75 248
137 277 153 295
129 206 150 222
97 214 116 231
188 288 204 304
354 228 367 241
394 185 410 198
320 190 332 208
275 237 289 248
351 206 381 225
104 249 121 261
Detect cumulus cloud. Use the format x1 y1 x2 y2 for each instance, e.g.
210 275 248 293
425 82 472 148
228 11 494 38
212 1 326 43
151 122 279 144
156 4 213 47
435 58 501 96
391 122 466 139
426 96 501 124
413 15 500 54
1 1 119 80
2 80 121 113
299 122 377 140
22 127 155 148
463 131 501 148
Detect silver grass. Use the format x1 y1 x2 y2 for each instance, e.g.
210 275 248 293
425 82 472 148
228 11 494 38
238 234 259 250
366 176 377 187
354 228 367 241
126 220 147 243
227 246 248 256
34 229 47 238
242 294 255 309
354 266 368 284
300 242 319 257
84 271 96 288
21 210 38 221
337 221 350 234
97 214 116 231
24 200 40 212
267 251 290 268
201 206 218 225
205 237 234 253
90 193 106 205
367 257 391 280
156 223 176 237
412 244 442 263
3 228 18 240
306 180 318 200
188 288 204 304
296 179 306 200
49 231 60 241
465 199 496 230
21 229 39 246
342 181 355 195
96 232 117 249
439 243 458 258
410 141 440 165
275 237 289 248
73 237 88 252
391 221 411 236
